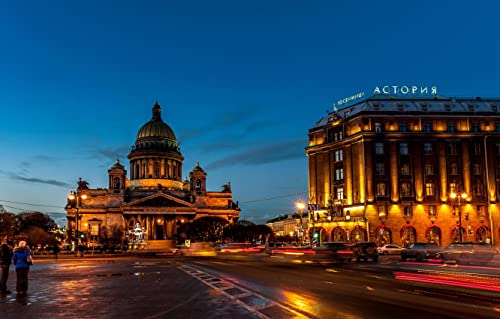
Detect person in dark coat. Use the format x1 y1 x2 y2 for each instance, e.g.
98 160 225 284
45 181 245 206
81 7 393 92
12 241 32 294
0 237 14 294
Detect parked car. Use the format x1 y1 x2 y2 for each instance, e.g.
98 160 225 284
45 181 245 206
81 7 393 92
438 242 495 264
350 242 378 262
377 244 403 255
400 243 440 262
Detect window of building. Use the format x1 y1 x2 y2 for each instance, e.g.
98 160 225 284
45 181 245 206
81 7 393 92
473 163 481 175
424 143 432 155
401 163 410 176
491 104 498 112
404 206 412 217
424 163 434 175
378 205 386 217
400 143 409 155
339 131 343 139
375 143 384 155
449 182 457 194
375 122 383 132
448 143 457 155
450 162 458 175
376 162 385 175
424 122 432 132
425 182 434 196
398 103 404 111
154 161 161 178
477 205 486 216
376 183 386 196
473 181 482 196
334 150 343 162
473 143 481 155
401 182 411 196
468 104 475 112
195 180 201 190
336 188 344 200
344 111 350 117
428 205 437 218
471 123 480 132
496 124 500 132
335 168 344 181
421 104 428 112
373 103 380 111
399 122 408 132
445 104 452 112
447 122 455 132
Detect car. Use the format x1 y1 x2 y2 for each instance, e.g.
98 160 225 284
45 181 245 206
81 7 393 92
377 244 403 255
400 243 440 262
438 242 495 264
350 242 378 262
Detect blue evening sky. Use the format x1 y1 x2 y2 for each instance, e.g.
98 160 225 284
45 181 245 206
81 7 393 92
0 1 499 225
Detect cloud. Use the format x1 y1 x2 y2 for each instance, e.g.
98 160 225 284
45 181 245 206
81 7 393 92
89 145 131 162
31 155 60 161
7 172 71 188
205 138 307 170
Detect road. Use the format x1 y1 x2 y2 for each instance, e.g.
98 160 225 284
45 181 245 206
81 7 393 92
0 254 498 319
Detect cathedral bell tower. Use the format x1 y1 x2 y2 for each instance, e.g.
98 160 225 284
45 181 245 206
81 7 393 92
190 162 207 196
108 159 127 193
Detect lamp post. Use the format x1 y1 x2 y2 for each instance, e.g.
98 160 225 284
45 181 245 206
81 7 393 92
449 191 467 242
68 191 87 256
296 201 305 245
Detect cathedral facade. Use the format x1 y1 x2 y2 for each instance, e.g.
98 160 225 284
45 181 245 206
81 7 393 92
65 102 240 249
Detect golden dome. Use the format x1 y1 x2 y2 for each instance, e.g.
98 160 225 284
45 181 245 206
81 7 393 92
136 102 177 142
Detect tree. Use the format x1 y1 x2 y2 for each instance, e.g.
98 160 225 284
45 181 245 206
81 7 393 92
17 212 56 233
189 216 229 242
0 212 17 238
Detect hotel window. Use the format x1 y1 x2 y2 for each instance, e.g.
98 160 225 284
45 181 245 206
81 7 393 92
447 122 455 132
375 123 383 132
376 162 385 175
425 182 434 196
401 182 411 196
428 205 437 218
496 124 500 132
450 162 458 175
376 183 386 196
421 104 428 112
424 143 432 155
378 205 386 217
334 150 343 162
445 104 452 111
397 103 404 111
400 143 409 155
477 205 486 216
399 122 408 132
473 163 481 175
373 103 380 111
424 163 434 175
449 182 457 194
335 168 344 181
448 143 457 155
468 104 475 112
401 163 410 176
344 111 350 117
472 123 480 132
336 188 344 200
375 143 384 155
424 122 432 132
491 105 498 112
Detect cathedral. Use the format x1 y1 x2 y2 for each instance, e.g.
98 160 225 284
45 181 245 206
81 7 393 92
65 102 240 249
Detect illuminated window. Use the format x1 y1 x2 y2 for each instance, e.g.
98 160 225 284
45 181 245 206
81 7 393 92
401 163 410 176
336 188 344 200
335 168 344 181
376 162 385 175
378 205 386 217
424 163 433 175
424 143 432 155
334 150 343 162
400 143 409 155
449 183 457 194
375 143 384 155
428 206 437 217
424 122 432 132
376 183 386 196
404 206 412 217
401 182 411 196
425 183 434 196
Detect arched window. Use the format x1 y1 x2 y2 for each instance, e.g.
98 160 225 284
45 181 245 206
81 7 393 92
113 177 120 189
154 161 160 178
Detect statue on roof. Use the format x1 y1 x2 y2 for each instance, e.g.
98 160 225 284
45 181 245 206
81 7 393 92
77 177 89 190
221 182 231 193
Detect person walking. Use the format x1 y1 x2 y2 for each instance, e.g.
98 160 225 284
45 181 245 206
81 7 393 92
0 237 14 294
12 241 32 295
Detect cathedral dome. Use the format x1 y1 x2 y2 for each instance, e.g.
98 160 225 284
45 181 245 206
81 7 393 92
135 102 177 143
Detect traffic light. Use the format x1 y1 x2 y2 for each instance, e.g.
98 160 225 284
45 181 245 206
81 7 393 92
313 232 319 239
80 234 85 238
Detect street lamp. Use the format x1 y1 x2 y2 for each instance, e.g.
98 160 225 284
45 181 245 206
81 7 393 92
296 201 305 245
68 191 87 256
449 191 467 242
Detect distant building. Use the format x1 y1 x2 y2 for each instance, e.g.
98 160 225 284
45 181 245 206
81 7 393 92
306 96 500 247
265 214 306 240
65 102 240 249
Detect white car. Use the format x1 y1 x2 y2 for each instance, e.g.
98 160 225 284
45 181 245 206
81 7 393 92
377 244 403 255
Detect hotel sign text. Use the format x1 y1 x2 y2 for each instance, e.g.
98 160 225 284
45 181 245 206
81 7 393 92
373 85 437 96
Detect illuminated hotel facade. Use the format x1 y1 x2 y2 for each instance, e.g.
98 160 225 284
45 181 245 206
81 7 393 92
306 96 500 248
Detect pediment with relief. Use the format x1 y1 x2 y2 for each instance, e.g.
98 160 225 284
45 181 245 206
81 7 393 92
124 193 193 208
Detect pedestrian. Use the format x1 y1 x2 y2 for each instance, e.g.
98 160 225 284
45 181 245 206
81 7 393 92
0 237 14 294
12 240 32 295
53 245 61 260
